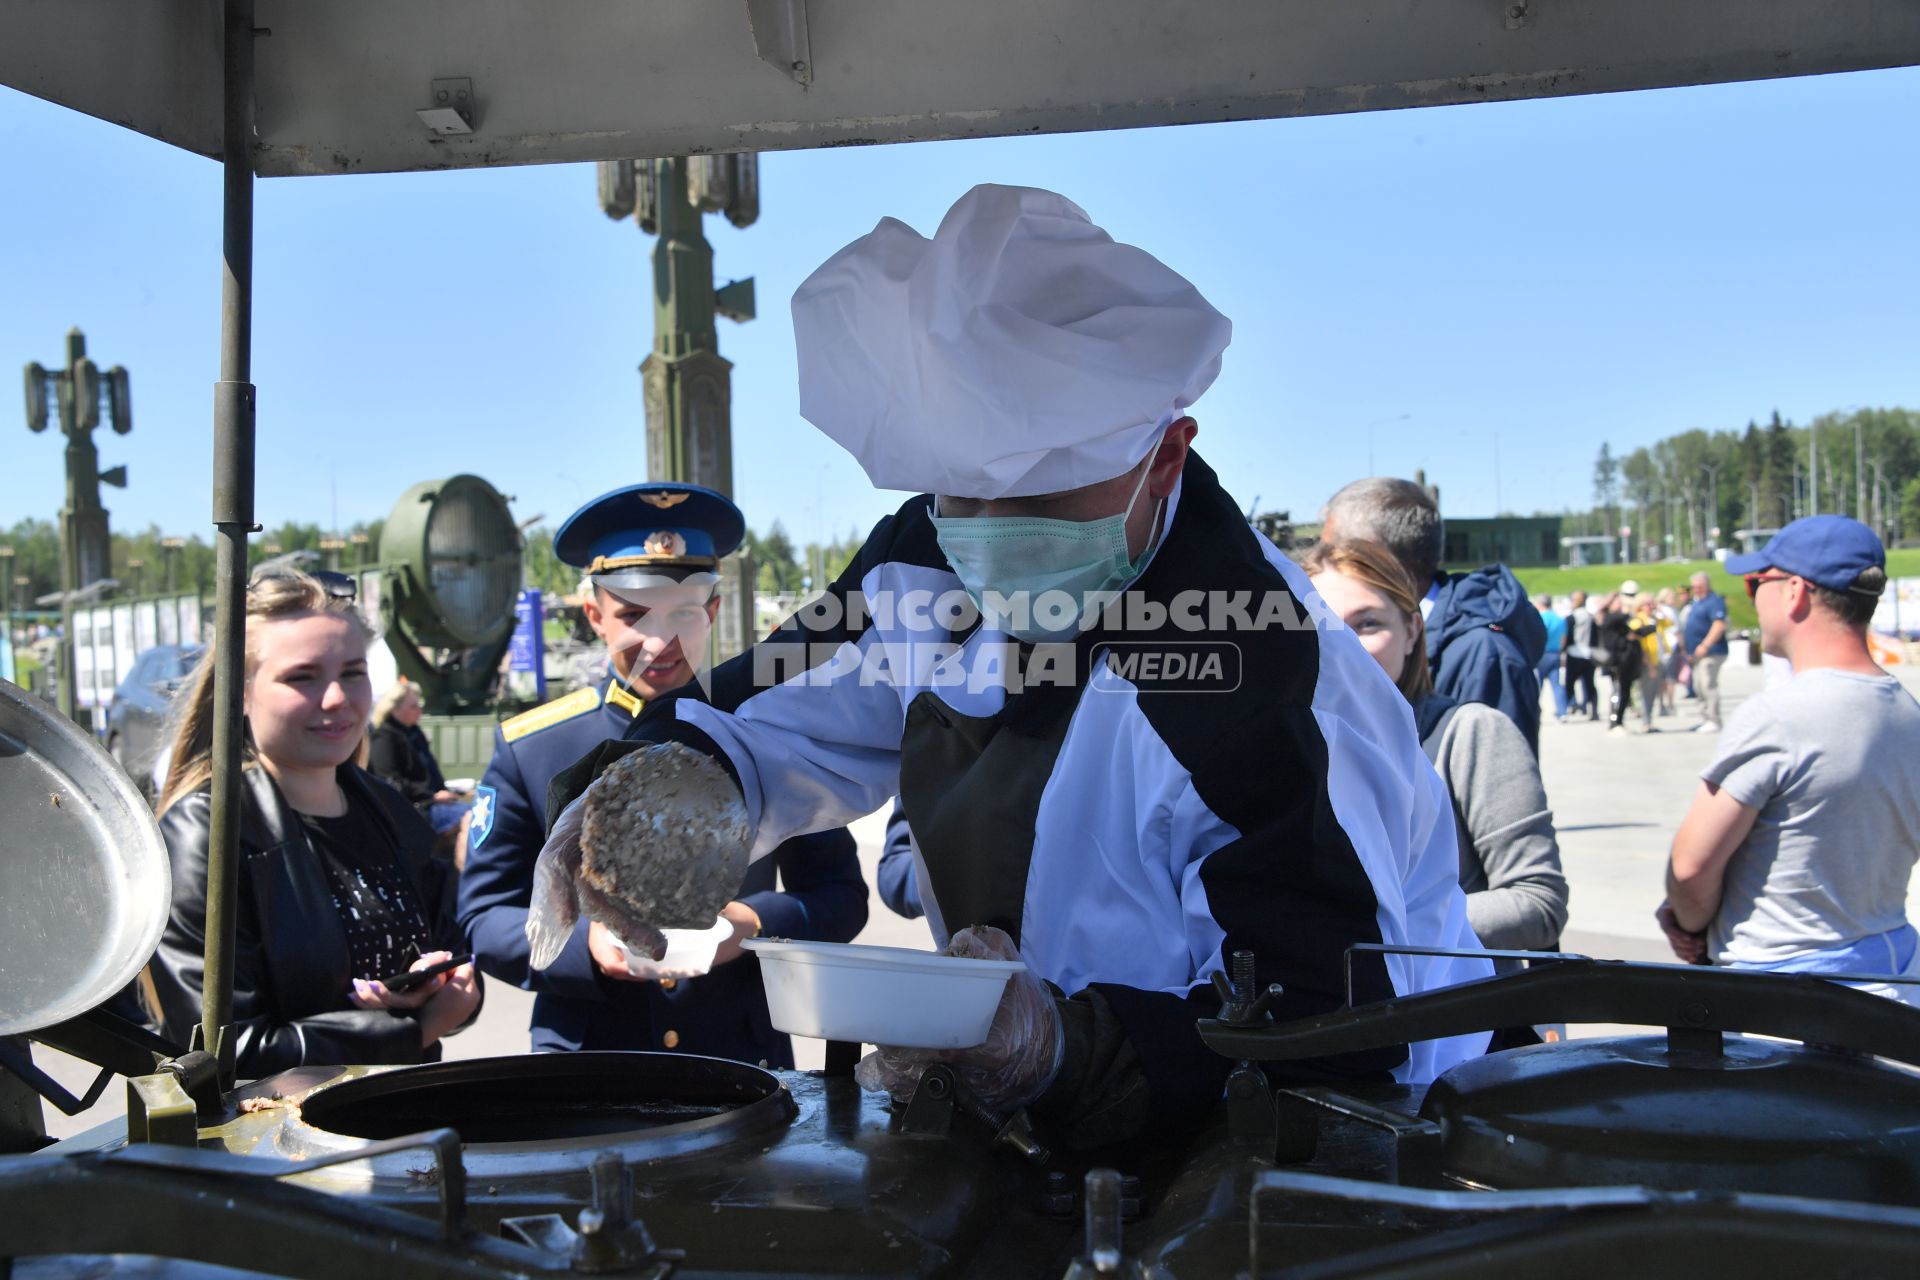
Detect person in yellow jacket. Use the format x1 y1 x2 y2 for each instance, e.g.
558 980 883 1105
1628 597 1666 733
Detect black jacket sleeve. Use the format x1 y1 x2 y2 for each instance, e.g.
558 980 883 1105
368 725 437 808
150 779 435 1077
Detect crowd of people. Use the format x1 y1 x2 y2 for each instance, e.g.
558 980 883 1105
1532 575 1731 735
127 182 1920 1151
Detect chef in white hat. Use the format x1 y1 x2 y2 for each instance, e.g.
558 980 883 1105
555 184 1490 1149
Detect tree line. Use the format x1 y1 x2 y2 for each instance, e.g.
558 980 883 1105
1 518 385 614
1576 407 1917 560
4 509 868 618
520 518 866 601
27 406 1907 613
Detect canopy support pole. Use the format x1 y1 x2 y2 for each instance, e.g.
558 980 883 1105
202 0 257 1083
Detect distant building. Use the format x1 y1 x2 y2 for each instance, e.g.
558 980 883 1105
1732 528 1779 556
1560 535 1620 568
1442 516 1563 569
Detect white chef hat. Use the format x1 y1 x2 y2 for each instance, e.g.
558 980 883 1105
791 184 1232 500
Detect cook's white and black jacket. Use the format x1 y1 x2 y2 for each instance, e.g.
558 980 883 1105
599 454 1491 1137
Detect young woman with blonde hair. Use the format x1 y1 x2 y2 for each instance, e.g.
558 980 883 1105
151 571 479 1073
1301 538 1568 957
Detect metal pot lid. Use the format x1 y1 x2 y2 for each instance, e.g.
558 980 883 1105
0 678 170 1036
1418 1034 1920 1203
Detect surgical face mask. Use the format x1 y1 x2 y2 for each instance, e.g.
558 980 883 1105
929 460 1158 644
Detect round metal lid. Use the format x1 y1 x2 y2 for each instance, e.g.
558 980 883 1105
0 678 170 1035
1419 1034 1920 1204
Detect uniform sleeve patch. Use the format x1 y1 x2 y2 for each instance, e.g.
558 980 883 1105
469 785 498 850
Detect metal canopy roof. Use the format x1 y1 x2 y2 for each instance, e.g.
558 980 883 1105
5 1 1920 177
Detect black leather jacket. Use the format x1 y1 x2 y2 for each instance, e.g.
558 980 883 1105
368 721 446 811
151 764 473 1078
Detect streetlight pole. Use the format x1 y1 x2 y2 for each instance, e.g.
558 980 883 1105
1808 423 1819 518
0 546 12 653
1701 462 1720 556
160 536 186 593
1855 415 1867 520
1870 459 1889 542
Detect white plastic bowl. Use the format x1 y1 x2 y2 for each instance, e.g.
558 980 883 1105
742 939 1024 1049
608 916 734 978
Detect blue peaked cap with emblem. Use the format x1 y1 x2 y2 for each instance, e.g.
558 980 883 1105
554 482 746 581
1724 514 1884 595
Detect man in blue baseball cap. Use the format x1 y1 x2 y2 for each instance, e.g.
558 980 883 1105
1658 515 1920 1002
458 482 867 1058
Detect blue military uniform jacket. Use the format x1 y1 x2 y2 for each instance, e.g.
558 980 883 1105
457 676 867 1061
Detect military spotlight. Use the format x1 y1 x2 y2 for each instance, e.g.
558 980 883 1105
378 474 523 713
23 364 49 432
105 366 132 434
72 359 99 431
597 158 636 220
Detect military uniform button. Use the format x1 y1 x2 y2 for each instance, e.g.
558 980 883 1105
663 1030 680 1049
659 978 677 991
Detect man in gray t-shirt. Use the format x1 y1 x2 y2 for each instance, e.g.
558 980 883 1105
1658 516 1920 1003
1695 669 1920 963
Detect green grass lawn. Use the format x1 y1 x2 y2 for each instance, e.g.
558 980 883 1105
1510 548 1920 634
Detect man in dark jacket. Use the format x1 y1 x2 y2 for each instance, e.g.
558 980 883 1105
1424 564 1547 752
1322 477 1546 752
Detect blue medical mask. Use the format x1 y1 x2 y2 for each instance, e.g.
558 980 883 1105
929 460 1159 644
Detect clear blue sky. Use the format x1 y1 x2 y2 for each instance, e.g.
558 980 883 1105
3 68 1916 552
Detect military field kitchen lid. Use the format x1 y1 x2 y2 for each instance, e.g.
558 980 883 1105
0 678 170 1035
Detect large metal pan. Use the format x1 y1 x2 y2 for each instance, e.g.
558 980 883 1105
0 678 170 1036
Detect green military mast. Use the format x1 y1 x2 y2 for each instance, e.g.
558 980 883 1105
598 155 759 497
22 327 132 721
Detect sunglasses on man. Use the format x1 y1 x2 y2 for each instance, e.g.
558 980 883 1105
1743 572 1794 600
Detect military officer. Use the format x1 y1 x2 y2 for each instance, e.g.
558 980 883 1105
458 482 867 1059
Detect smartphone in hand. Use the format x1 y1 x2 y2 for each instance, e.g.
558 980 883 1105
379 952 473 993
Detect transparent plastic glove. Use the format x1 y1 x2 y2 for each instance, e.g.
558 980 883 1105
526 791 588 971
529 743 743 973
528 799 673 974
855 925 1064 1112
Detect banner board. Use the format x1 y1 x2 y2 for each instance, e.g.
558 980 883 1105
1872 577 1919 640
509 590 547 701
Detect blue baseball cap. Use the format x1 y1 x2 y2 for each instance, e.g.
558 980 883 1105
554 482 745 586
1724 515 1884 594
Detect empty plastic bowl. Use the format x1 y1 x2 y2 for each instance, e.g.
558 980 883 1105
608 915 734 978
742 938 1024 1048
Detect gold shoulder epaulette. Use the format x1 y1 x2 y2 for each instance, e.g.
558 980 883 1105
500 685 603 743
